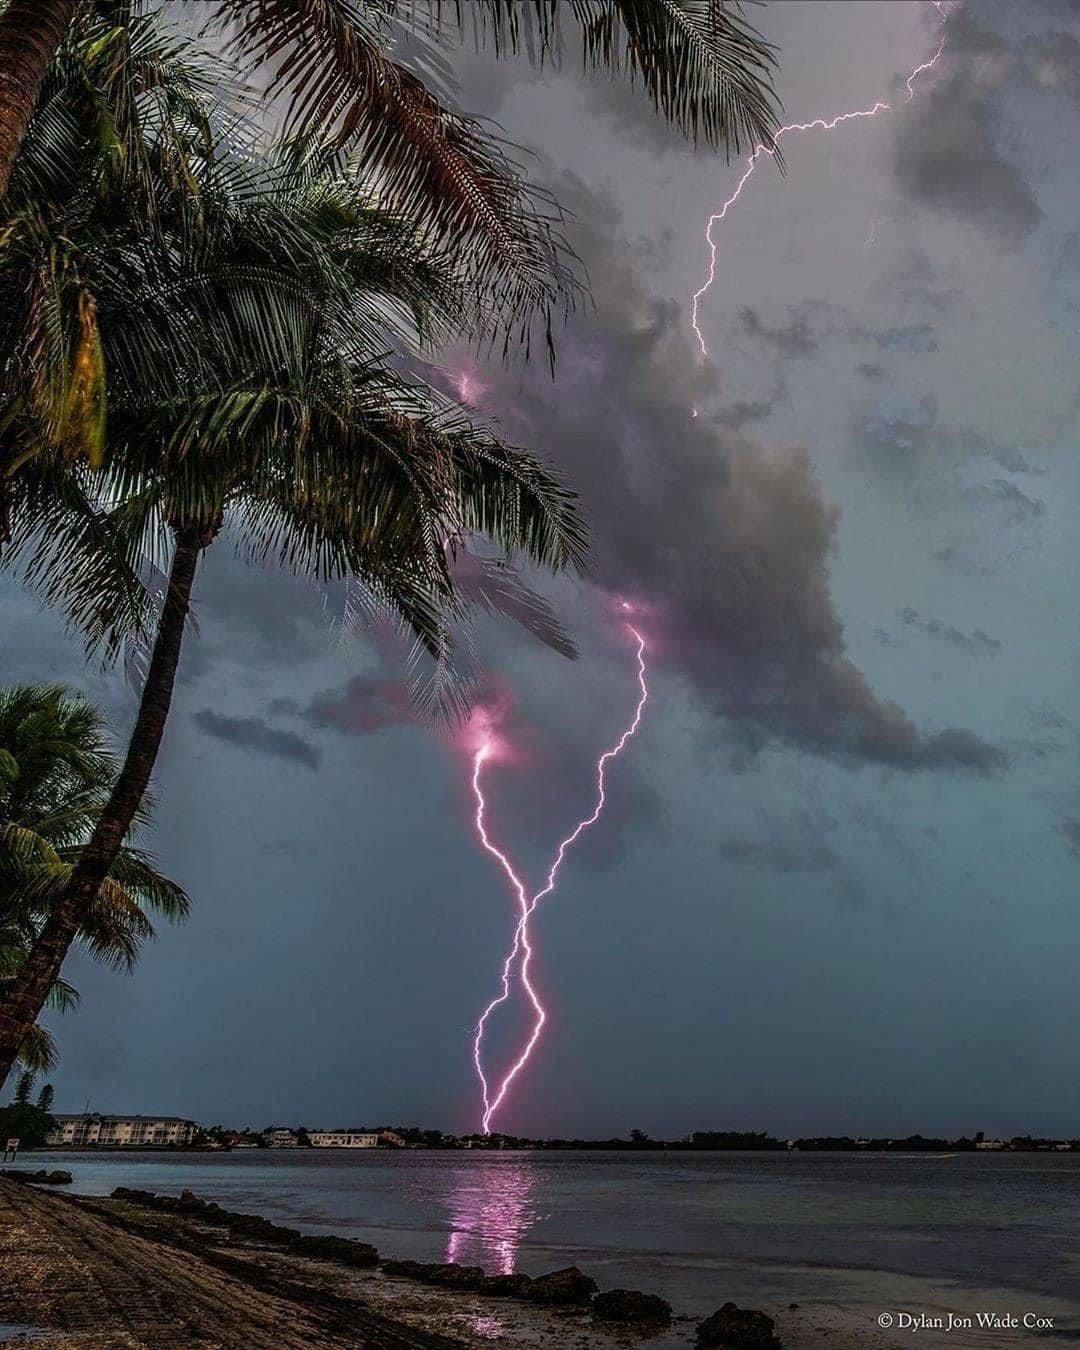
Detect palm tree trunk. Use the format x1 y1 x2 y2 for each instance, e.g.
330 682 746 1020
0 527 202 1087
0 0 77 200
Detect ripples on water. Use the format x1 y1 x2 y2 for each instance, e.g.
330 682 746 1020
31 1150 1080 1313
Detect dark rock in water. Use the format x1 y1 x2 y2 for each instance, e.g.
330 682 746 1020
1 1168 72 1185
290 1233 378 1266
423 1263 486 1291
112 1186 155 1204
479 1272 533 1298
380 1259 485 1291
593 1289 672 1324
527 1266 598 1304
697 1302 781 1348
227 1211 302 1244
177 1189 205 1212
381 1259 428 1279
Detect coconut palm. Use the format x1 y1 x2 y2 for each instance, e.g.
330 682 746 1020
0 1 782 266
0 684 189 1072
0 13 585 1081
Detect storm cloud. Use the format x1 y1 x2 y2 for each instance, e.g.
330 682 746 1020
892 8 1041 244
192 709 322 769
308 673 416 736
476 186 1005 774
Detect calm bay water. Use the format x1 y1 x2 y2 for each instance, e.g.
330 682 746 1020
30 1149 1080 1321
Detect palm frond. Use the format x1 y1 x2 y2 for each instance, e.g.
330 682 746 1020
390 0 783 158
16 1021 57 1074
214 0 578 351
595 2 781 159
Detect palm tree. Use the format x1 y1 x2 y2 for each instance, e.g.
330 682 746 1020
0 684 189 1074
0 1 782 256
0 0 78 198
0 13 586 1081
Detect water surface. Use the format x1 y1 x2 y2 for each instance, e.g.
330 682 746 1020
32 1149 1080 1322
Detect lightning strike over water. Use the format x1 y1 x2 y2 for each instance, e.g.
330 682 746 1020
460 0 949 1140
470 619 649 1134
690 0 951 356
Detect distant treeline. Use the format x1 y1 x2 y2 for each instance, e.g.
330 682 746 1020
50 1119 1080 1154
447 1130 1080 1153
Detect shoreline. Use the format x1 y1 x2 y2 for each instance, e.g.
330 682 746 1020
0 1175 890 1349
1 1176 1075 1348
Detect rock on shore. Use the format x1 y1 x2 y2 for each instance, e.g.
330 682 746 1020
111 1185 379 1265
698 1301 782 1348
0 1167 72 1185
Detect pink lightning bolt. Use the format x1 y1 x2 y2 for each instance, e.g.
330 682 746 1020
470 620 648 1134
690 0 951 357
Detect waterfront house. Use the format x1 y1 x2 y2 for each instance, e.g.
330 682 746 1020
45 1114 197 1147
265 1128 298 1148
308 1131 379 1149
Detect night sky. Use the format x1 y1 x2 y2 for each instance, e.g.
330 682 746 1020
4 0 1079 1140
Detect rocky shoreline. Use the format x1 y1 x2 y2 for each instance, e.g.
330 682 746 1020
107 1184 783 1345
0 1174 914 1348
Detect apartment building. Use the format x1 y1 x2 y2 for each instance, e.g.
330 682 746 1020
45 1114 197 1147
308 1131 378 1148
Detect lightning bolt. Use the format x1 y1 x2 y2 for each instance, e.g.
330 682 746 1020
470 618 648 1134
690 0 951 357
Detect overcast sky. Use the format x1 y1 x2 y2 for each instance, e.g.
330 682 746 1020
5 0 1080 1140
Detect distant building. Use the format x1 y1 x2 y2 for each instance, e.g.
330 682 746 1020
224 1132 259 1149
308 1131 378 1149
46 1114 197 1148
265 1128 298 1148
378 1129 406 1149
975 1138 1005 1150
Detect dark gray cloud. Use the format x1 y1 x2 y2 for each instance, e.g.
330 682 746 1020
1024 702 1068 734
736 305 822 359
715 391 785 431
1024 31 1080 101
735 305 941 374
1059 817 1080 859
474 184 1004 774
989 446 1046 476
968 478 1047 527
308 673 416 736
192 709 321 769
898 606 1002 657
874 249 963 322
893 10 1040 244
